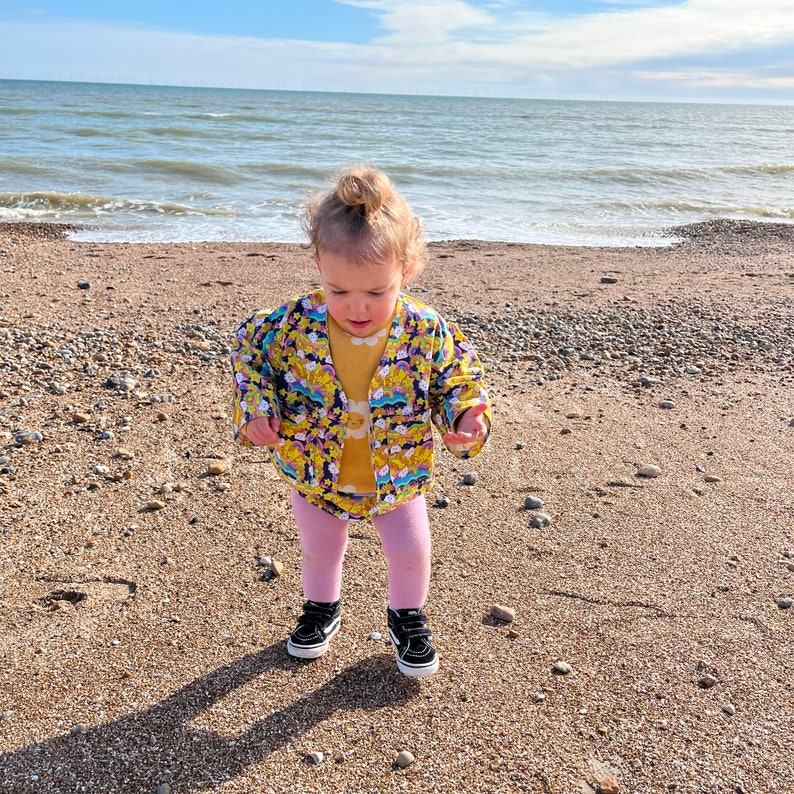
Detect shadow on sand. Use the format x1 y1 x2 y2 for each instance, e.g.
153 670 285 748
1 643 419 792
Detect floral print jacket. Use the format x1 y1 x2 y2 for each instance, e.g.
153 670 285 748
230 290 491 511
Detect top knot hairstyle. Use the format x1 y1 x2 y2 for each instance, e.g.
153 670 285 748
303 166 426 281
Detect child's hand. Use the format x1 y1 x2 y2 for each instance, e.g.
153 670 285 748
242 416 281 446
442 403 488 451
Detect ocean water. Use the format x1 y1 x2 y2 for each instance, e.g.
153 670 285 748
1 79 792 247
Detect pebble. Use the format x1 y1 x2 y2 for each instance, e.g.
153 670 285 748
156 785 172 794
552 660 572 675
637 464 662 478
600 276 619 284
70 724 87 735
435 495 450 508
524 495 544 510
462 472 478 485
369 631 383 641
778 597 792 609
698 674 718 689
0 711 14 721
269 560 285 577
530 512 552 528
490 604 516 622
77 281 92 290
207 460 229 475
308 751 324 765
533 692 546 703
598 778 620 794
722 703 736 716
72 412 91 423
146 500 166 510
658 400 677 409
395 750 415 769
704 474 722 483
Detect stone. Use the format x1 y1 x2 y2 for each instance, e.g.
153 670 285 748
533 692 546 703
369 631 383 641
490 604 516 622
637 464 662 478
72 412 91 424
722 703 736 716
435 495 450 508
600 276 618 284
77 281 92 290
658 400 676 409
395 750 415 769
146 500 166 511
552 660 572 675
704 474 722 483
778 597 792 609
530 512 552 528
598 777 620 794
462 472 478 485
207 460 229 475
308 751 324 765
156 785 172 794
70 724 87 735
698 674 718 689
524 495 544 510
269 560 285 577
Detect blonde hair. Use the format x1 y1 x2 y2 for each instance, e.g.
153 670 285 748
302 166 426 281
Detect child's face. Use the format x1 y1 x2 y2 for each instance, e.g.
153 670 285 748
315 250 407 337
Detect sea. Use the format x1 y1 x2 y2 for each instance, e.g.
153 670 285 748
1 79 792 247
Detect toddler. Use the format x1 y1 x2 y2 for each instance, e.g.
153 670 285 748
231 166 491 677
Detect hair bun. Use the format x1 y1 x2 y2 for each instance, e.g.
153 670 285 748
337 167 391 220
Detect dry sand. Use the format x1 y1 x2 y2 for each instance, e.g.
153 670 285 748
1 220 792 794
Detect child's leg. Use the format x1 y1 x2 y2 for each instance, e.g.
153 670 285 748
291 492 350 603
371 495 431 610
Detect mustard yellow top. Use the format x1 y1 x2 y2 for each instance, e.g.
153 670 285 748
327 313 391 495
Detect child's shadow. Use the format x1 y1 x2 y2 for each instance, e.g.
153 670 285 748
1 645 419 793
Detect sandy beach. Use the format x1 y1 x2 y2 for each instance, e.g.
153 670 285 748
1 220 792 794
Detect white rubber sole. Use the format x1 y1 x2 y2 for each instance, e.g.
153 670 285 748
286 618 341 659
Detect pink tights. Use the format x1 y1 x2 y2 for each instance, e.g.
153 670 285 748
291 492 431 610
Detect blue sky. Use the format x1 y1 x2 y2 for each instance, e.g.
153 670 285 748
1 0 793 102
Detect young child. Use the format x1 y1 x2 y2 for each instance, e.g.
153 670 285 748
230 166 491 677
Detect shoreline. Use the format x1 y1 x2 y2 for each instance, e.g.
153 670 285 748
1 219 792 793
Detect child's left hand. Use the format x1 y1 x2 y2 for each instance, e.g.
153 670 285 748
442 403 489 451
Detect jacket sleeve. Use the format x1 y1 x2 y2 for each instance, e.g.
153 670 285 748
429 315 492 459
229 306 286 446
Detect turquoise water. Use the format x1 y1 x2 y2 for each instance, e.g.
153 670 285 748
1 79 792 246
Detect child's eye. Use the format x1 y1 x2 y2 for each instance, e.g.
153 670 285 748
331 290 347 296
369 291 384 297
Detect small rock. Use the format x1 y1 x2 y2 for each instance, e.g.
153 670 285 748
533 692 546 703
462 472 478 485
77 281 92 290
146 500 166 511
698 674 718 689
369 631 383 641
207 460 229 476
552 660 572 675
156 785 172 794
704 474 722 483
70 724 87 736
778 597 792 609
565 411 581 419
308 751 324 765
72 412 91 424
658 400 676 409
722 703 736 716
637 464 662 478
524 495 544 510
435 495 450 508
530 512 552 528
490 604 516 622
600 276 618 284
395 750 415 769
269 560 285 577
258 556 272 567
598 777 620 794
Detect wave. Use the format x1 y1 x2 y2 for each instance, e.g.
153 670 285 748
0 191 235 220
605 199 794 218
132 159 250 185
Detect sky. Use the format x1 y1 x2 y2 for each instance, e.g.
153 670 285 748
1 0 793 103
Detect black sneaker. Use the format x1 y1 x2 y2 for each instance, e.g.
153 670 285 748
387 607 439 677
286 600 341 659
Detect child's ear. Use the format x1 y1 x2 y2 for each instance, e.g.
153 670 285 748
313 254 322 273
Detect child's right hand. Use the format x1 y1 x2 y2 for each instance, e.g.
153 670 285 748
242 416 281 446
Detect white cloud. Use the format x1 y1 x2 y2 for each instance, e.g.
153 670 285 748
1 1 793 101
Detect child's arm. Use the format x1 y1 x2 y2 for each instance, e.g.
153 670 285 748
230 308 284 446
430 318 492 458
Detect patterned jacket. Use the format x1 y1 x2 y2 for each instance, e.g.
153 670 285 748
230 290 491 511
